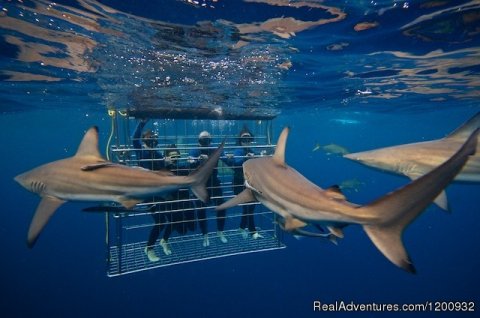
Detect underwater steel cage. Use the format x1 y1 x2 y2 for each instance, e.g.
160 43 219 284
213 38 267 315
104 108 286 277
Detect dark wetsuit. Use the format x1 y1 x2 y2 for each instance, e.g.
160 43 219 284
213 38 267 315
146 162 196 247
133 121 171 249
132 121 164 171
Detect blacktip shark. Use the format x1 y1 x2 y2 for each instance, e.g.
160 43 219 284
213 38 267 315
14 126 223 248
217 127 478 273
344 112 480 210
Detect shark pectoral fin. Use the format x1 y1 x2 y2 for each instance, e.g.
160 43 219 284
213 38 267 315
284 216 307 231
118 197 142 209
27 196 66 248
154 169 175 177
433 190 450 212
216 189 256 211
81 162 116 171
363 224 415 274
327 225 344 238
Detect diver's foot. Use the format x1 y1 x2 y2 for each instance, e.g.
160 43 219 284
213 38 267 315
252 232 263 240
144 247 160 262
217 231 228 243
203 234 210 247
160 239 172 255
239 228 248 239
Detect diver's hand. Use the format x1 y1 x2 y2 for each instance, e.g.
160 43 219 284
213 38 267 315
199 154 209 162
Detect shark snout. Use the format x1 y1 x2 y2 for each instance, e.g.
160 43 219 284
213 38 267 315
14 173 26 187
13 173 33 191
343 152 365 161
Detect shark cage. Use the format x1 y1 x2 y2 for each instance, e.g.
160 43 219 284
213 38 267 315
103 107 286 277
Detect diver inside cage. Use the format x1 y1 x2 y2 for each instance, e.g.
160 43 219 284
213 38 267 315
144 145 197 262
188 130 232 247
228 126 264 240
133 119 165 170
133 120 195 262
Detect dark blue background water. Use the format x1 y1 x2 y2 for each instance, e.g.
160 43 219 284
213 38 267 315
1 108 479 317
1 0 479 317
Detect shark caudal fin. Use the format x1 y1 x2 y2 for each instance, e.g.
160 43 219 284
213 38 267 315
358 128 479 273
27 196 66 248
189 142 225 203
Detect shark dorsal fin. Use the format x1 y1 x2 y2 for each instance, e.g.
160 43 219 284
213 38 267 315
273 127 289 166
446 112 480 140
75 126 102 158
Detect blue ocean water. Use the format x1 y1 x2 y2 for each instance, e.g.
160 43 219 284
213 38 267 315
1 0 479 317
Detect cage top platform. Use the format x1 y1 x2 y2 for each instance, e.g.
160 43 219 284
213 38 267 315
126 107 278 120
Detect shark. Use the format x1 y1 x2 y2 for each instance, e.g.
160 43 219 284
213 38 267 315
344 112 480 210
313 143 350 155
216 127 478 273
14 126 223 248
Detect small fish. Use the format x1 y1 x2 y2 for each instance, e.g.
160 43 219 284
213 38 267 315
313 143 350 155
339 178 366 192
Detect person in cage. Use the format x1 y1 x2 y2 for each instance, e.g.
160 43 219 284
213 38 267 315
228 126 263 240
188 130 230 247
133 119 165 170
144 145 196 262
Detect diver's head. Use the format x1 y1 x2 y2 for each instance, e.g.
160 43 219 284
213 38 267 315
238 126 254 146
142 129 158 148
198 131 211 147
164 144 181 167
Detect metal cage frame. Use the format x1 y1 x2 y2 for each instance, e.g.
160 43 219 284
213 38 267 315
104 109 286 277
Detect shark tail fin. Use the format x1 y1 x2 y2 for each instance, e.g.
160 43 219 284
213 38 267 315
28 196 66 248
189 141 225 203
358 128 479 273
